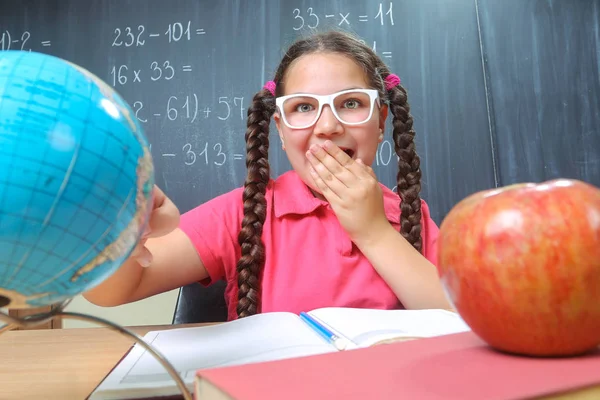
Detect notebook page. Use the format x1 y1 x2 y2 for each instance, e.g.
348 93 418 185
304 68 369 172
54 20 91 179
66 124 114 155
308 308 471 348
90 312 336 399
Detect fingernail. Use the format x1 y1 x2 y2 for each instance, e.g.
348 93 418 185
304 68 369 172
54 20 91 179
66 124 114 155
138 256 152 268
310 145 319 154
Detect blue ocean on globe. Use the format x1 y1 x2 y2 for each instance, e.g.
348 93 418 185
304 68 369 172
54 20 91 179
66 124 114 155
0 50 154 309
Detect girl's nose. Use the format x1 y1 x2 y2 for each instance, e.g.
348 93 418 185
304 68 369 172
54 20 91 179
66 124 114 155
312 105 343 137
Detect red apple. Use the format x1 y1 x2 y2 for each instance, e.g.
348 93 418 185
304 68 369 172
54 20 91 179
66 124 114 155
438 179 600 357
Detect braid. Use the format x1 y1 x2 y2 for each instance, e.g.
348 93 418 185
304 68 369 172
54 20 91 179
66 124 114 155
235 88 275 318
387 84 423 253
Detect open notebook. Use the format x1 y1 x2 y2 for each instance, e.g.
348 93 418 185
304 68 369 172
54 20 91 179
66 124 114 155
88 307 470 400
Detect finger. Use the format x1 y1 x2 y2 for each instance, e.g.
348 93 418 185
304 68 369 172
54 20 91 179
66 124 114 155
309 142 356 187
309 165 341 202
131 243 153 268
152 184 167 208
356 159 377 179
322 140 356 168
306 150 346 199
146 186 180 238
323 140 377 181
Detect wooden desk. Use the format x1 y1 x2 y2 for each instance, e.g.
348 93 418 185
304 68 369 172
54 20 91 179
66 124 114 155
0 323 206 400
3 322 600 400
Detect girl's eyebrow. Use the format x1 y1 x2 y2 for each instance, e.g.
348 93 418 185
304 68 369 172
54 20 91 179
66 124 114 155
287 86 368 95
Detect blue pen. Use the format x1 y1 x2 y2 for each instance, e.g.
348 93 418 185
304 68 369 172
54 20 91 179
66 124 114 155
299 312 349 351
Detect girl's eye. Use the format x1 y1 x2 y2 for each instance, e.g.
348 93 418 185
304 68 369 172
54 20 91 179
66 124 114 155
295 104 314 113
343 99 361 109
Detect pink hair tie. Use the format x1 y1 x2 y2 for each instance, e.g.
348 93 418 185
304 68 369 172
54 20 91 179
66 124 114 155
263 80 276 96
384 74 401 90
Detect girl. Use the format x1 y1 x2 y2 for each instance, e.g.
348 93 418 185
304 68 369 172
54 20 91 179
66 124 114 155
84 30 451 319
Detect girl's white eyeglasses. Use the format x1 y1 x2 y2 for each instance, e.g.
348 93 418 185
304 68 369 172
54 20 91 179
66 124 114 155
275 89 380 129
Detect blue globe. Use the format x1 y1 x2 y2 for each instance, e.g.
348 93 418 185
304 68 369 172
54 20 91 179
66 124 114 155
0 51 154 309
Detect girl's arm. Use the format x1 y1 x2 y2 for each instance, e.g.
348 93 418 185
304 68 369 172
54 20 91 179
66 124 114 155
83 229 209 306
83 186 210 307
353 223 452 310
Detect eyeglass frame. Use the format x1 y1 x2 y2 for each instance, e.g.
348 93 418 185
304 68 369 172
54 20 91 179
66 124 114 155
274 88 381 130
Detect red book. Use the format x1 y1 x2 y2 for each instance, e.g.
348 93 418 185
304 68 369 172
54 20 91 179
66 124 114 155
195 331 600 400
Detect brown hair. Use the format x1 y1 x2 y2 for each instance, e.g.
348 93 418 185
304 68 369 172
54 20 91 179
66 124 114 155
235 31 423 318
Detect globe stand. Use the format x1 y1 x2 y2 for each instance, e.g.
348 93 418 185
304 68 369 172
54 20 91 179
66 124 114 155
0 299 193 400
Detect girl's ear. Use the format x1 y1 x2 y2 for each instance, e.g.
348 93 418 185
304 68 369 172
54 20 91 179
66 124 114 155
273 110 281 131
273 112 285 150
378 104 389 133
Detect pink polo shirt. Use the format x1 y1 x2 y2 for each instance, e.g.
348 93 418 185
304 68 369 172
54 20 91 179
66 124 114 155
179 170 440 321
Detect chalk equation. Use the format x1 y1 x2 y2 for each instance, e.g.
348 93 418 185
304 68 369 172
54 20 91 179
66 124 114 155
0 30 51 51
110 61 192 86
154 138 398 172
292 2 394 30
111 21 206 47
375 139 399 168
161 142 245 167
132 95 246 123
368 40 392 58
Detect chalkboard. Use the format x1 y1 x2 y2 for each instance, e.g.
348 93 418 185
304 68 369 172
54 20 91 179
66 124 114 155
1 0 598 226
478 0 600 186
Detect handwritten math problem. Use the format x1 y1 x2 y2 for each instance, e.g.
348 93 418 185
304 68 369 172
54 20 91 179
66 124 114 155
292 2 394 30
111 21 206 47
155 138 398 173
152 136 399 172
0 30 51 51
110 61 193 86
161 142 244 167
132 95 246 124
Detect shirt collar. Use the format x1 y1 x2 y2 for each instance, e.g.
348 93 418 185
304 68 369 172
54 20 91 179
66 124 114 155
273 171 327 218
274 170 402 224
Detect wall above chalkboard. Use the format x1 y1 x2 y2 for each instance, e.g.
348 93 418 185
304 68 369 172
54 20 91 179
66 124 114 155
1 0 598 224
